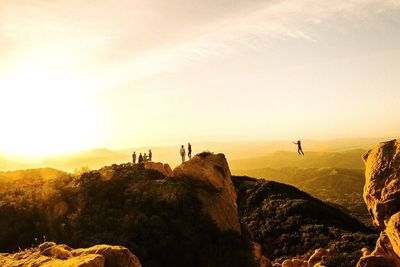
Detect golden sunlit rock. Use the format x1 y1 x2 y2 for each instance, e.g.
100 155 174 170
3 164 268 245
0 243 141 267
172 152 241 232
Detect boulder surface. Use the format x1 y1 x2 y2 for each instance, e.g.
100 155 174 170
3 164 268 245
0 243 141 267
358 139 400 266
172 152 241 232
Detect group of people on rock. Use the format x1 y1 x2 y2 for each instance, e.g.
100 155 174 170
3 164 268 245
180 143 192 163
131 143 193 165
132 149 152 164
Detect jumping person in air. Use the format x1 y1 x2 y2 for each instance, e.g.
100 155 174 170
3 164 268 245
294 140 305 155
180 145 186 163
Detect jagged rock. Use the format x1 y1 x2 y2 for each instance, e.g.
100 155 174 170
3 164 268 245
143 161 172 176
172 152 241 232
253 242 271 267
41 244 73 259
73 244 142 267
387 212 400 258
358 139 400 266
307 248 329 267
281 258 308 267
357 255 397 267
0 243 141 267
275 248 329 267
362 139 400 229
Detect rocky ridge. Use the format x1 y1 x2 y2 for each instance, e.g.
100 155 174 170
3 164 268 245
0 242 141 267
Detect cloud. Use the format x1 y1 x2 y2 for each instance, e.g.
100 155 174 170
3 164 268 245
1 0 399 92
97 0 400 88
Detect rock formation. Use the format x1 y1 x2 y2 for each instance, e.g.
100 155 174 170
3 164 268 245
270 248 330 267
0 242 142 267
172 152 241 232
143 161 172 176
358 139 400 267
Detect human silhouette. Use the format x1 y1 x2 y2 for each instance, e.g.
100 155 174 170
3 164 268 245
138 153 143 163
132 151 136 164
188 143 192 159
149 149 152 162
180 145 186 163
293 140 305 155
143 153 148 162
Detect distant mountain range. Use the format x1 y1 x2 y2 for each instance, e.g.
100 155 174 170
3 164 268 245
0 138 389 171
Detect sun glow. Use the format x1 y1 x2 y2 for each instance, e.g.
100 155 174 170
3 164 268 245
0 63 101 157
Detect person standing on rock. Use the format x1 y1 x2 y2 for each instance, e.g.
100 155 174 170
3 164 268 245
180 145 186 163
149 149 152 162
143 153 148 162
293 140 305 155
138 153 143 163
132 151 137 164
188 143 192 159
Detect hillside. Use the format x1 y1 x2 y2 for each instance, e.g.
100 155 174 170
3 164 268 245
0 157 255 267
230 149 366 170
233 167 370 225
0 153 379 267
0 138 385 171
233 176 376 266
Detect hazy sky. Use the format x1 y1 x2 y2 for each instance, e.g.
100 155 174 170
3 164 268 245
1 0 400 156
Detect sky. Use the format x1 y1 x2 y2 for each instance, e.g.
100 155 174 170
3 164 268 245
0 0 400 156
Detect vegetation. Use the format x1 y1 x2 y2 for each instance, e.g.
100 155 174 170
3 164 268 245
233 167 370 226
0 164 255 267
232 176 377 266
0 164 378 267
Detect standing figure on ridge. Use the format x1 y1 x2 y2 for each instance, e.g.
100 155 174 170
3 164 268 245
143 153 148 162
149 149 152 162
180 145 186 163
132 151 136 164
293 140 305 155
188 143 192 159
138 153 143 163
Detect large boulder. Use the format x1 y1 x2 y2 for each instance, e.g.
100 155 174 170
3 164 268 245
0 243 141 267
362 139 400 229
172 152 241 232
143 161 172 177
358 139 400 266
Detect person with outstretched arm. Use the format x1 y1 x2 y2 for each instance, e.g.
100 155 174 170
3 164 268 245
293 140 305 155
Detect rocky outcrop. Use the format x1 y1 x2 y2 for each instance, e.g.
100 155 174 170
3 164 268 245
253 242 272 267
143 161 172 176
0 242 141 267
172 152 241 232
358 139 400 267
271 248 329 267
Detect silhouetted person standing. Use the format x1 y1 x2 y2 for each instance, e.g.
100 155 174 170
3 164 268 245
180 145 186 163
149 149 152 162
143 153 148 162
188 143 192 159
138 153 143 163
132 151 136 164
294 140 305 155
